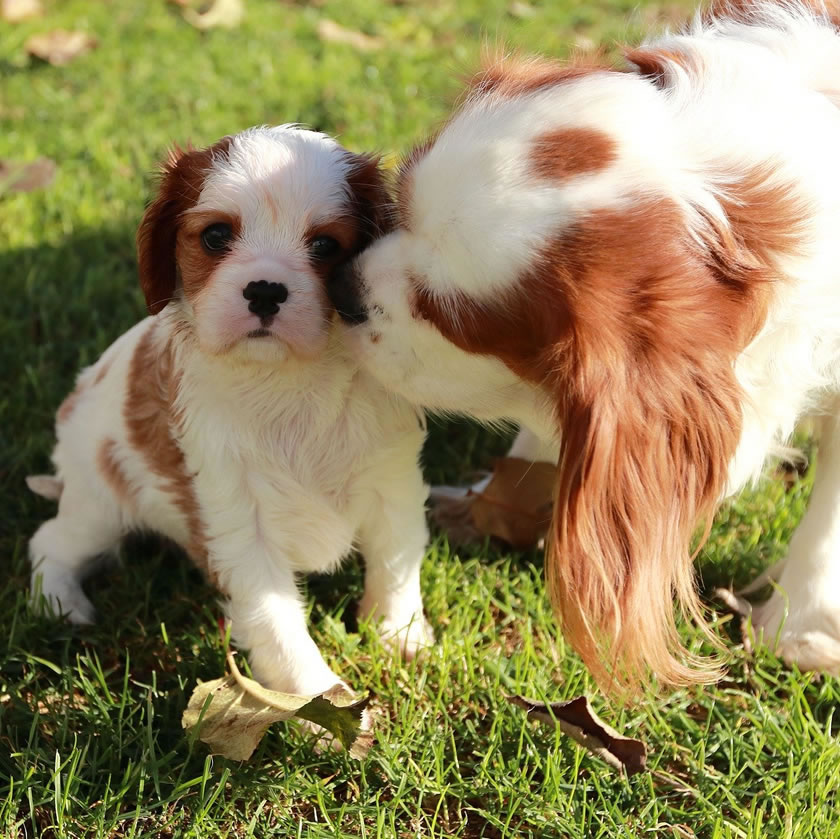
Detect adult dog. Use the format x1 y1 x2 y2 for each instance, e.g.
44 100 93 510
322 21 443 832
329 1 840 690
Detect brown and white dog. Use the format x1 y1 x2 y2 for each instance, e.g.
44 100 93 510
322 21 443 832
329 2 840 691
29 126 431 696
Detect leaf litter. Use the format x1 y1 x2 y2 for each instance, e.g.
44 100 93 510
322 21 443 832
182 652 373 760
507 694 648 775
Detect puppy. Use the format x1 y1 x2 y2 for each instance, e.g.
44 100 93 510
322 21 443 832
29 125 431 696
328 1 840 691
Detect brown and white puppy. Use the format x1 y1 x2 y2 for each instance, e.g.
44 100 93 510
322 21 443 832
329 2 840 691
29 126 432 696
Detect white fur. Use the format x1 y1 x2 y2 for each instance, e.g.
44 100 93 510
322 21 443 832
343 3 840 675
29 126 431 696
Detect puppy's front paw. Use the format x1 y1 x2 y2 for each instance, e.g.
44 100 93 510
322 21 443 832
368 611 435 661
30 562 96 625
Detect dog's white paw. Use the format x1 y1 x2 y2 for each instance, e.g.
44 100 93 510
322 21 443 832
30 562 96 625
752 590 840 674
366 611 434 660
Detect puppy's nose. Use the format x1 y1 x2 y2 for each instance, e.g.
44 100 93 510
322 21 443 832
243 280 288 317
327 262 368 325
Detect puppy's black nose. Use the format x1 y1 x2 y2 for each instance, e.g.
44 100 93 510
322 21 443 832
327 261 368 325
243 280 288 317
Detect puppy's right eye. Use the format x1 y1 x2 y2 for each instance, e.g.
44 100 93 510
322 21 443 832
201 223 234 253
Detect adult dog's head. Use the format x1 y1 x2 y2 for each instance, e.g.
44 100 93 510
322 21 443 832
329 52 806 692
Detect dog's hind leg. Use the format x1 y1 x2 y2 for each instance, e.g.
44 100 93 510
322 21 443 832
752 411 840 674
29 481 123 625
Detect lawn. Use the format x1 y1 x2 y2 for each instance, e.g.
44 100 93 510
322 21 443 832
2 0 839 836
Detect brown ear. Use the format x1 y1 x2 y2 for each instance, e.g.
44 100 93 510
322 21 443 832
136 153 183 315
547 347 741 693
344 153 395 249
136 138 232 315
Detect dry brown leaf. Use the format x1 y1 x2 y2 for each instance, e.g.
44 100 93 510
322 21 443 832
317 19 383 51
507 694 648 775
430 457 555 549
25 30 97 65
182 652 372 760
2 0 42 22
472 457 555 548
0 158 56 196
182 0 244 30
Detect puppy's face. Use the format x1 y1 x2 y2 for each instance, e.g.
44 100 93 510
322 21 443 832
138 126 389 365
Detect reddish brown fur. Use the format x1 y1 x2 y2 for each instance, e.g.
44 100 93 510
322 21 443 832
412 168 806 691
175 209 241 300
93 358 112 386
136 137 233 315
97 438 136 507
625 47 706 88
343 153 395 244
531 127 617 181
397 137 436 230
705 0 840 28
125 324 211 579
467 52 613 99
57 387 83 425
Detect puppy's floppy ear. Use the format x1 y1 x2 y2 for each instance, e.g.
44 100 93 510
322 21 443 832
344 153 395 248
136 147 187 315
136 137 232 315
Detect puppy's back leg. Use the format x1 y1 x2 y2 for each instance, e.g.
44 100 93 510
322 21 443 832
29 484 123 624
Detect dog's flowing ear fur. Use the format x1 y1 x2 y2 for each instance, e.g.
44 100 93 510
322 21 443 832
548 348 741 692
344 153 395 249
537 190 784 693
136 138 231 315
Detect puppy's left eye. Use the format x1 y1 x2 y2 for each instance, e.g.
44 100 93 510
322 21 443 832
310 235 341 260
201 223 234 253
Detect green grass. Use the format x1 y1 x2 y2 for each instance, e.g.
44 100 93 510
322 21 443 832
2 0 840 836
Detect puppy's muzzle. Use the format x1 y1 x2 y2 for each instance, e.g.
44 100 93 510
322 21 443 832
328 261 368 325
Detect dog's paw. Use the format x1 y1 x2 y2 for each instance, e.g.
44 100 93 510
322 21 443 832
31 563 96 625
752 591 840 674
373 613 435 661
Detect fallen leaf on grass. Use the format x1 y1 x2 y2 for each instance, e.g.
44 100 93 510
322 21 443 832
0 158 56 196
431 457 555 549
25 30 97 65
507 694 648 775
2 0 42 22
182 652 373 760
182 0 244 30
317 19 383 51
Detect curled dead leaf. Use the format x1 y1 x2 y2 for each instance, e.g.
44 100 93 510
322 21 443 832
25 30 97 66
507 694 648 775
2 0 42 22
316 19 383 51
431 457 555 549
0 158 56 197
182 0 244 30
182 652 372 760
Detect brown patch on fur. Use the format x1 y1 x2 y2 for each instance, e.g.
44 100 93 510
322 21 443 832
531 127 617 181
625 46 706 88
93 358 112 386
125 323 212 580
57 385 84 425
175 209 241 300
97 438 136 507
137 136 233 315
344 152 394 244
706 0 840 29
467 52 613 100
396 136 436 231
413 170 807 692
